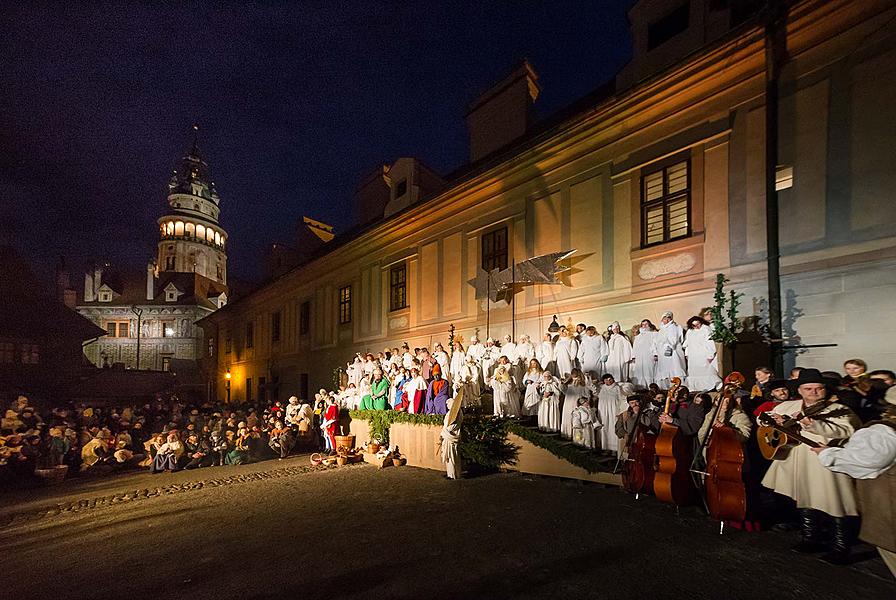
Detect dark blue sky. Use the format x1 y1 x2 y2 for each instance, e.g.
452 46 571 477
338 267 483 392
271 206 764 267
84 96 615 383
0 1 632 284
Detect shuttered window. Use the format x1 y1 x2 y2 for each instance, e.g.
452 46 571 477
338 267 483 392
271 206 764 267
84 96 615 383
641 160 691 247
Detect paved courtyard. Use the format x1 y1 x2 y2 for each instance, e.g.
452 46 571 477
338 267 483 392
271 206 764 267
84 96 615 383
2 458 893 600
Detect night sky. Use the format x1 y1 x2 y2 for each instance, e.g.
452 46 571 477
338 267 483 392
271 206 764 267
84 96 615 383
0 1 632 285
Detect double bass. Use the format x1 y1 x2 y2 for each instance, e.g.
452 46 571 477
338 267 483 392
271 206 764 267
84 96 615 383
621 403 656 497
653 377 697 505
702 372 748 524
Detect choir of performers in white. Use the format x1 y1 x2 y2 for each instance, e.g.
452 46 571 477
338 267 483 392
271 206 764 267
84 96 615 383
337 311 719 455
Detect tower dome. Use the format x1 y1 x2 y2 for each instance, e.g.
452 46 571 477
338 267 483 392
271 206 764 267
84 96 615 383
157 126 228 285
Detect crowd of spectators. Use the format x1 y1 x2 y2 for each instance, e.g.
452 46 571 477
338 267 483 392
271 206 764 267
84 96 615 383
0 393 329 487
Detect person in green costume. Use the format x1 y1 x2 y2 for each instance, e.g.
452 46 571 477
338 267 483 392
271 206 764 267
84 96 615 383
360 368 391 410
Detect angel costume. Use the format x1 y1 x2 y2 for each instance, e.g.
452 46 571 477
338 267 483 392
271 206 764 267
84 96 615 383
683 325 721 392
630 328 659 389
571 402 599 449
655 316 687 389
606 331 633 383
491 368 521 417
597 382 628 454
535 375 564 433
577 333 608 378
554 335 579 379
561 378 597 439
537 338 558 376
449 349 467 384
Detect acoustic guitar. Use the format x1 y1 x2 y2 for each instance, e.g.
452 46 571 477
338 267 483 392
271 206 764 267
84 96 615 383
756 412 822 460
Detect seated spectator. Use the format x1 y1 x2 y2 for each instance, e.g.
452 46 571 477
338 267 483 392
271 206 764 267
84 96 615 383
225 427 251 465
80 430 113 472
182 432 212 469
151 431 184 473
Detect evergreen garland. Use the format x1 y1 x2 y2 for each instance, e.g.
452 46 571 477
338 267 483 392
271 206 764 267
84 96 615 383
504 421 605 474
348 410 518 468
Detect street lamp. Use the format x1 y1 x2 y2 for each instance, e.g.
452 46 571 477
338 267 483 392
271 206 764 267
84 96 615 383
225 369 231 403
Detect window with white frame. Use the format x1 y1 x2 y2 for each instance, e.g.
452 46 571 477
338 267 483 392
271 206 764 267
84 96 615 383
641 159 690 247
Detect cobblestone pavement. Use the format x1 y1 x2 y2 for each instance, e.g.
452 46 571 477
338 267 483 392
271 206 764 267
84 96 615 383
0 456 356 527
1 460 893 600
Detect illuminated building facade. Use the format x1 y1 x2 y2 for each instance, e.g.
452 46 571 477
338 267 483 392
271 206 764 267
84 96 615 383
77 135 228 371
200 0 896 402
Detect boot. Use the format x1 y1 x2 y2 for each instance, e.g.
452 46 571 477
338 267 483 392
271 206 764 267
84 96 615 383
792 508 827 553
820 516 854 565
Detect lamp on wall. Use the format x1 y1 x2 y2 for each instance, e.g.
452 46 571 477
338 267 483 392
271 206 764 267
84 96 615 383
225 369 231 403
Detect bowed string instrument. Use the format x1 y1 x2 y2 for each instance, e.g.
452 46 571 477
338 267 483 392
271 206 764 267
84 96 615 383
653 377 697 506
692 371 748 531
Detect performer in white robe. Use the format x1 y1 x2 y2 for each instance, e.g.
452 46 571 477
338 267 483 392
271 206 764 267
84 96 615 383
490 365 521 417
433 343 450 379
630 320 659 389
535 371 563 433
655 311 687 389
454 357 481 409
515 334 536 381
554 328 579 379
561 369 596 439
499 335 517 362
401 345 415 370
449 341 467 384
521 359 544 417
466 335 486 387
537 334 558 376
577 326 609 379
348 355 363 387
605 322 633 383
466 335 485 363
596 374 628 454
440 397 463 480
481 339 501 385
571 398 599 449
682 316 721 392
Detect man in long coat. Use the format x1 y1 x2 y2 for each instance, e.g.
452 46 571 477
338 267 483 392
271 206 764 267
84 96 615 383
759 368 861 562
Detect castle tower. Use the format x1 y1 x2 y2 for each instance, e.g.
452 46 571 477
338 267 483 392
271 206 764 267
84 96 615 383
157 126 228 285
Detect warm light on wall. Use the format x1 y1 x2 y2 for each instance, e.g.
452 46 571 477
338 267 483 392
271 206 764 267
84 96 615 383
225 369 231 380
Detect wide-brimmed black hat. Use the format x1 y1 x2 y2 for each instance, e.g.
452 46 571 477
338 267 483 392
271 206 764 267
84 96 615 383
788 368 838 391
766 379 789 392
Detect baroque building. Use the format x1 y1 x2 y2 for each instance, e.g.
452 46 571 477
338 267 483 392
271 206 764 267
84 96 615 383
199 0 896 403
77 133 228 371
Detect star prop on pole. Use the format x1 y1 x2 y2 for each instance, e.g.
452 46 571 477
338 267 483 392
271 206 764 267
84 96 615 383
468 250 576 302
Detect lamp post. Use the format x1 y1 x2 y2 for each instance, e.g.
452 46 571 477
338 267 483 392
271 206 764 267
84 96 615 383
130 305 143 370
225 369 231 403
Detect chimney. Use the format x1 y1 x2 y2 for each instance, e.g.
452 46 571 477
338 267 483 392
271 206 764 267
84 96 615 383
465 60 540 162
84 271 94 302
93 265 103 298
146 261 156 300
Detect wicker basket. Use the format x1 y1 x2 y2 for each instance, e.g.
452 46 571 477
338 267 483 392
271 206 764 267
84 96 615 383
335 435 355 452
35 465 68 485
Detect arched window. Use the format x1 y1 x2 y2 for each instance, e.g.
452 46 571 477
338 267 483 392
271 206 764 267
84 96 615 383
196 224 206 240
214 232 221 246
206 228 214 242
166 221 174 236
185 222 195 237
174 221 184 236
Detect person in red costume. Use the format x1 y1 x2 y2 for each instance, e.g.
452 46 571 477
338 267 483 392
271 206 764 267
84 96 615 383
321 394 339 454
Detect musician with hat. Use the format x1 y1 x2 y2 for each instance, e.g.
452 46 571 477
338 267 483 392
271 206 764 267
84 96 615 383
758 368 861 564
